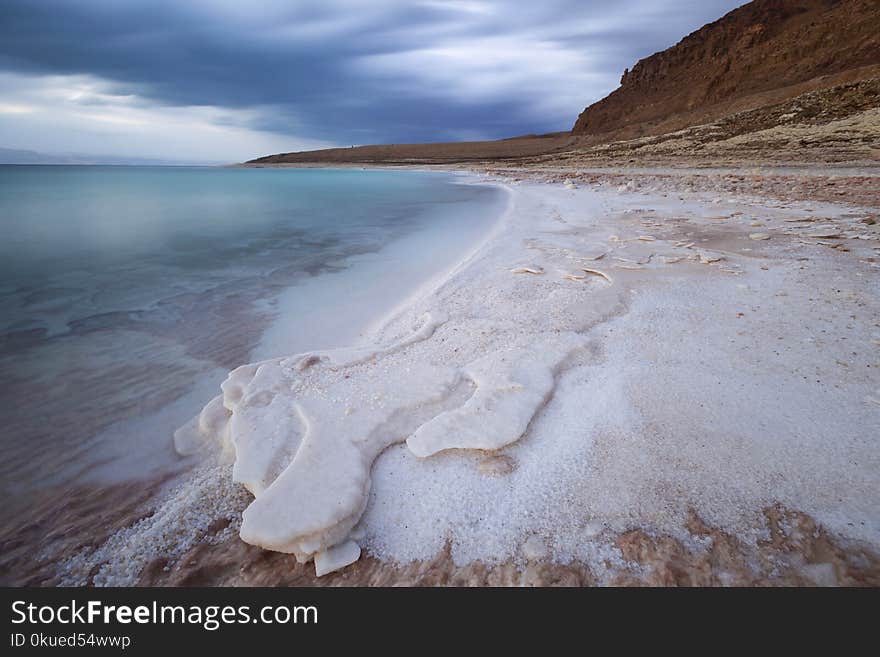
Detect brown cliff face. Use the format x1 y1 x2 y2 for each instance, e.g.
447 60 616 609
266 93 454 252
572 0 880 140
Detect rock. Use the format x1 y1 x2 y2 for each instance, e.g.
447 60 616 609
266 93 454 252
749 233 771 241
571 0 879 146
314 540 361 577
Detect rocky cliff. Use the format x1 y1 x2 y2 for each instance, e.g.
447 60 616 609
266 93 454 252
572 0 880 140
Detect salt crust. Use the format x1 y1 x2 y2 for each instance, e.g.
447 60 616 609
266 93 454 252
67 174 879 582
175 311 585 572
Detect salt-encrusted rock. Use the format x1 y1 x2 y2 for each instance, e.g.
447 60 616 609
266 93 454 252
314 540 361 577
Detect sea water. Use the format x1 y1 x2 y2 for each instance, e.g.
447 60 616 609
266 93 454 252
0 165 503 514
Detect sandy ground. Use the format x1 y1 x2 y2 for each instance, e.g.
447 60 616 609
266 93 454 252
2 166 878 587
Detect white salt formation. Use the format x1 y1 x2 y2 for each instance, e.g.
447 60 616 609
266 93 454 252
178 311 581 575
314 540 361 577
407 343 581 457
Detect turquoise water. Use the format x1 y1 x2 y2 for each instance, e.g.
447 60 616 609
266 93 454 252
0 166 502 505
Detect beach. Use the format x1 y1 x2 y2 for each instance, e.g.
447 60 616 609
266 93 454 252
6 165 877 586
0 167 504 584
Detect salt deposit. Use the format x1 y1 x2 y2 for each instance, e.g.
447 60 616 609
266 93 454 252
407 341 583 457
72 172 879 583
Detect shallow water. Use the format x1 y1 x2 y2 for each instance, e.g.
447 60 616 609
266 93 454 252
0 165 502 515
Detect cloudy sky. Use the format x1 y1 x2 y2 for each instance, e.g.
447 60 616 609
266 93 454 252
0 0 744 163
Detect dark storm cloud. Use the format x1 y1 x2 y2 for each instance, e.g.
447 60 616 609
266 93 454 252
0 0 746 146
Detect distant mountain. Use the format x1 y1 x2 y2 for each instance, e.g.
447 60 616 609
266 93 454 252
571 0 880 141
0 147 223 166
245 133 576 166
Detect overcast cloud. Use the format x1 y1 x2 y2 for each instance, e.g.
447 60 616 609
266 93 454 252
0 0 745 162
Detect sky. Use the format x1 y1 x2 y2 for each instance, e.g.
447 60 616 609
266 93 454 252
0 0 745 163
